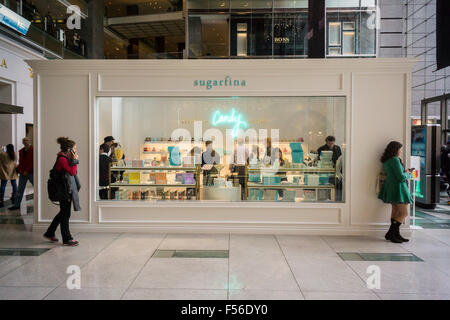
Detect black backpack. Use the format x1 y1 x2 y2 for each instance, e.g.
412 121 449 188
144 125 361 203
47 156 69 204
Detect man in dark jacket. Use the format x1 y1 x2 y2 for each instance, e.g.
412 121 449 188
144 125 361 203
9 137 33 210
317 135 342 167
441 140 450 183
99 143 112 200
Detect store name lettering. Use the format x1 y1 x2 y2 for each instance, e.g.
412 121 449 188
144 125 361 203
274 37 290 43
0 58 7 69
211 108 248 137
193 76 246 90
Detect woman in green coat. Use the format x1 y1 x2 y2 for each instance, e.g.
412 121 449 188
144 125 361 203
378 141 413 243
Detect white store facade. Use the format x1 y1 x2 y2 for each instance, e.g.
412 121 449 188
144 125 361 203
27 58 416 235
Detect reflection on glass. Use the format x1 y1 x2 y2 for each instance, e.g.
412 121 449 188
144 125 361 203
236 23 248 56
189 15 229 57
273 13 308 56
329 47 341 56
343 31 355 54
328 22 341 46
97 97 346 203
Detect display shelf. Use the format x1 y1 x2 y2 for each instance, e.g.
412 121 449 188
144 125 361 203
111 166 197 171
247 167 335 173
109 164 202 200
247 183 335 189
143 151 169 155
111 183 196 187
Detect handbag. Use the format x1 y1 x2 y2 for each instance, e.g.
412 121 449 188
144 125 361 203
375 170 387 196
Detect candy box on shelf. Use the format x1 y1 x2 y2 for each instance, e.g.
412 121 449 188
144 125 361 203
183 173 195 184
155 172 167 185
248 189 264 200
263 189 279 201
132 160 143 168
281 190 296 202
248 174 261 183
262 175 281 185
128 172 140 185
175 173 183 183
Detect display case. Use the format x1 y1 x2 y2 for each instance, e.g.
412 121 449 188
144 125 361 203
245 167 336 202
108 165 201 201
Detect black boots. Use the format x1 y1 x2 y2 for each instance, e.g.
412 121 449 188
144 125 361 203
385 218 409 243
392 219 409 242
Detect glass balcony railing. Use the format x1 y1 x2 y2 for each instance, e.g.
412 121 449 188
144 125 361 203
0 0 87 59
24 24 85 59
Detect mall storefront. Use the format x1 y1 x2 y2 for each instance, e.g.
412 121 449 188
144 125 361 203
28 58 415 234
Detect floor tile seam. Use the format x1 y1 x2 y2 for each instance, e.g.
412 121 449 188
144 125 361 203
418 232 450 248
0 253 41 282
273 234 305 299
128 285 230 290
51 232 125 290
318 235 341 254
343 260 450 295
339 253 378 296
119 233 168 300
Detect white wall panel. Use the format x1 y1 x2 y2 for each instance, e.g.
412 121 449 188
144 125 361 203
37 74 90 222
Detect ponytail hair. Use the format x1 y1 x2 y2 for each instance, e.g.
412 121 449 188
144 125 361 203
57 137 76 152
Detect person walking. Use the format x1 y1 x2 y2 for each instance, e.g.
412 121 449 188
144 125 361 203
378 141 413 243
43 137 80 246
9 137 33 210
0 144 18 208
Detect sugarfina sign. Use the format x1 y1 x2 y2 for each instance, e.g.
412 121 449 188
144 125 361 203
211 108 248 137
194 76 246 90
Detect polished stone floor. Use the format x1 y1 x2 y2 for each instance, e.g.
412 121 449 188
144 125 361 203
1 200 450 300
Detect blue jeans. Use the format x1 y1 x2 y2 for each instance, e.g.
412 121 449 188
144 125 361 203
14 174 33 207
1 179 17 202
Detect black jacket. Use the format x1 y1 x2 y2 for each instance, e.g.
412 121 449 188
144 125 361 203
317 144 342 166
99 154 112 186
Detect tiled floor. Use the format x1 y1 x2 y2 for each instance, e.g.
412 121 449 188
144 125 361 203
0 199 450 300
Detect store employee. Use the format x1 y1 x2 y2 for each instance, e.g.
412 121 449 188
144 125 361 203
317 136 342 166
202 140 220 186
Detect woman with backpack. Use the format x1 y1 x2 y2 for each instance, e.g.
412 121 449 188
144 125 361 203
44 137 80 246
0 144 18 208
378 141 413 243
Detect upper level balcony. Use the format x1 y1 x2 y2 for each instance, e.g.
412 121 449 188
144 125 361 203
0 0 87 59
104 0 184 41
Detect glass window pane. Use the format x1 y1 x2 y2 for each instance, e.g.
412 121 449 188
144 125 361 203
343 22 355 30
360 12 376 55
189 0 230 10
189 15 229 57
326 0 360 8
97 96 346 203
329 47 341 55
274 0 308 9
343 31 355 54
230 13 272 56
274 12 308 56
328 22 341 46
236 23 248 56
361 0 376 7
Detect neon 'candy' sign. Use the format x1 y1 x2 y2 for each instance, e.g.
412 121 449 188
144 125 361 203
211 108 248 137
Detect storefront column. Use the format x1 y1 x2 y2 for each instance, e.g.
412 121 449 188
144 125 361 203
84 0 105 59
308 0 325 58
